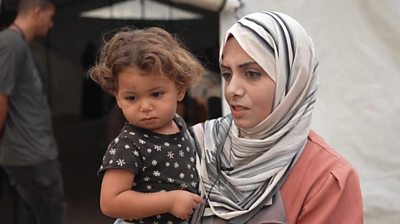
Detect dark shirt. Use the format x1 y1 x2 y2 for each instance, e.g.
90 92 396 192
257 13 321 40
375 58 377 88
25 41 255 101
98 115 199 224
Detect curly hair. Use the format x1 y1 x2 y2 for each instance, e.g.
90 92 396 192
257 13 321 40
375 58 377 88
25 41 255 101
89 27 205 95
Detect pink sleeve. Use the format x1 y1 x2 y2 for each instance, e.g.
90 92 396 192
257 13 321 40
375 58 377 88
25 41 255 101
298 164 364 224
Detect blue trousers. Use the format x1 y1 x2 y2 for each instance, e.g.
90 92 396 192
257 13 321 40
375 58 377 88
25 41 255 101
2 159 66 224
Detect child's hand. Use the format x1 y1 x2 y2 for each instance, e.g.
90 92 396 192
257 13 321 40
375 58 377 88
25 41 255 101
167 190 204 220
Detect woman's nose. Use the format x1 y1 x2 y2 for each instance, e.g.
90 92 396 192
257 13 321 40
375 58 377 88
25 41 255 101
225 75 244 98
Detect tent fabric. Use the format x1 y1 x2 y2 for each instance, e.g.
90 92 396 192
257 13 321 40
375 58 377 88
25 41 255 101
219 0 400 223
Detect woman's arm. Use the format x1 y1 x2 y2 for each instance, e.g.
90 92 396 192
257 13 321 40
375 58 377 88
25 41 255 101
100 169 203 220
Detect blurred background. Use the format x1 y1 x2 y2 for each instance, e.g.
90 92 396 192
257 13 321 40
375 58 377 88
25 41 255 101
1 0 400 223
0 0 221 223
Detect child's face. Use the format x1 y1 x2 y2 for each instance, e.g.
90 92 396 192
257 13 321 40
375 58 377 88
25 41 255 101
115 66 185 134
220 37 276 129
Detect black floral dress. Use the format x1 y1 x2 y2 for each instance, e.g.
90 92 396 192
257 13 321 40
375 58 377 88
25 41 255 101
98 115 199 224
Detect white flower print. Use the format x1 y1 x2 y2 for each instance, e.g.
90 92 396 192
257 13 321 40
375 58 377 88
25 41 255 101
187 164 192 169
167 178 174 183
116 159 126 166
114 137 120 143
167 221 173 224
144 177 150 182
109 160 113 164
180 183 188 189
190 157 195 163
139 139 146 144
147 148 152 153
153 170 160 177
167 151 174 159
124 144 130 149
165 162 170 167
179 150 184 157
164 142 170 147
109 148 116 155
129 131 135 135
147 185 152 190
186 146 190 152
191 181 197 188
181 137 185 141
152 160 157 166
177 144 181 148
179 173 185 179
174 162 179 168
133 150 139 156
154 145 162 151
143 134 148 138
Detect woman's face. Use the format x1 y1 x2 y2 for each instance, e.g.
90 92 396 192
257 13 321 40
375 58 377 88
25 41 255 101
220 37 276 129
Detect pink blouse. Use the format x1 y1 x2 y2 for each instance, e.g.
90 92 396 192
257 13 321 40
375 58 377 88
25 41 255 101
280 130 364 224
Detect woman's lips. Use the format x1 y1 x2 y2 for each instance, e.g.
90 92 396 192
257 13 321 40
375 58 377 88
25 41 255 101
230 105 248 117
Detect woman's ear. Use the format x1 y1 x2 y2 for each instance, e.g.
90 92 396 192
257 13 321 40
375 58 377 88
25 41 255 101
177 86 186 101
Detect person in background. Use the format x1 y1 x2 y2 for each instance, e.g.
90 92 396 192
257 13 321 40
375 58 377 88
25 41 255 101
0 0 66 224
189 42 222 121
89 27 205 224
190 11 363 223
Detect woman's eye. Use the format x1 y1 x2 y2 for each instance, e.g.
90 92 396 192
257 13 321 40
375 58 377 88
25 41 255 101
221 71 232 80
245 70 261 79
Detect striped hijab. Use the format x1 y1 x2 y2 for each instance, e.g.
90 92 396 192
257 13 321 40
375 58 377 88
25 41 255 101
191 11 319 223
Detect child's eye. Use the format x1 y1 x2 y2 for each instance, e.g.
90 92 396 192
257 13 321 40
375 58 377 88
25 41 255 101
125 96 137 101
152 92 164 97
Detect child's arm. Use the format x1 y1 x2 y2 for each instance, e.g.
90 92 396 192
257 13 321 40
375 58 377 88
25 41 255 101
100 169 204 220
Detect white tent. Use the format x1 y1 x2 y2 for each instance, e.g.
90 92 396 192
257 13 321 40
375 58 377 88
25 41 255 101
178 0 400 223
222 1 400 223
80 0 202 20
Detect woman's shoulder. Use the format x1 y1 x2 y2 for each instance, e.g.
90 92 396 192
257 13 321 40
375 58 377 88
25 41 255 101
281 130 363 223
305 130 355 171
283 129 359 195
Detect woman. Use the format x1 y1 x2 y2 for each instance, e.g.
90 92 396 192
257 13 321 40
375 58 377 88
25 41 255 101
190 11 363 224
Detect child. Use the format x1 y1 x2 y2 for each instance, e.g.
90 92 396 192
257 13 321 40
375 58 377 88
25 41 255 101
89 27 205 224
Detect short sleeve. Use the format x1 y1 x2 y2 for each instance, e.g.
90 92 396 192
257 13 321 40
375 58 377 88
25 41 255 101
98 134 143 175
0 32 19 95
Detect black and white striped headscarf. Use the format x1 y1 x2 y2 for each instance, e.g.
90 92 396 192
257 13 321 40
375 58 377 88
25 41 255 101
191 11 319 223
